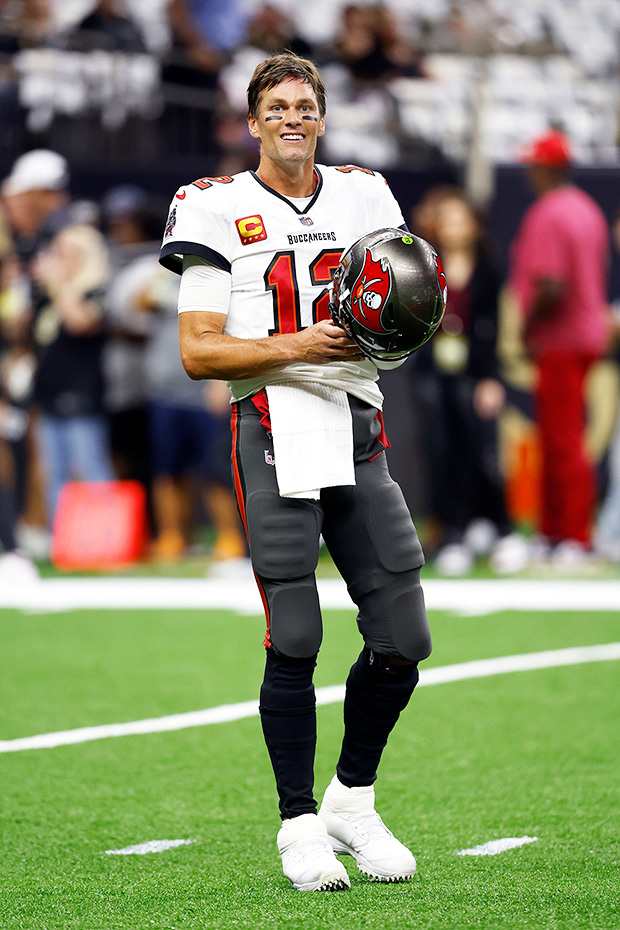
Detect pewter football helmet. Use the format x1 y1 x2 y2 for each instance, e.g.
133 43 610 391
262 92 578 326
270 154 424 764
329 228 447 361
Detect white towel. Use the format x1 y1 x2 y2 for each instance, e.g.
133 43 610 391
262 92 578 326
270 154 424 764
265 382 355 499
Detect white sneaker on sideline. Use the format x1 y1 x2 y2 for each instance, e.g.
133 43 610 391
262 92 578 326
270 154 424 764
529 535 552 563
318 776 416 882
434 542 473 576
490 532 530 574
0 551 39 586
551 540 592 568
277 813 350 892
463 518 499 557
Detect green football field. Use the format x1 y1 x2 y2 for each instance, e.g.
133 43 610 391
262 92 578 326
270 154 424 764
1 579 619 930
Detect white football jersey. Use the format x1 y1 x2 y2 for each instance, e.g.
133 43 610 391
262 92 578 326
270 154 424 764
159 165 405 405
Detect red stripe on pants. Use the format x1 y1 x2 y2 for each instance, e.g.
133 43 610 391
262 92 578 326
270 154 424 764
536 352 597 544
230 402 271 645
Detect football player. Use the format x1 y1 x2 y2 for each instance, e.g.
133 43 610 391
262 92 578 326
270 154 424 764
160 52 441 892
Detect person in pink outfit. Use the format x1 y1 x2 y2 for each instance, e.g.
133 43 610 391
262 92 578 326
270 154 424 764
509 130 610 555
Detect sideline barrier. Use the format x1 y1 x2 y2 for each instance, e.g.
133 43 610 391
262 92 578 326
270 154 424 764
51 480 148 570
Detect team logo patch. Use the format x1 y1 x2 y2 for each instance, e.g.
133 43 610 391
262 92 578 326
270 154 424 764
164 206 177 239
299 215 313 226
236 215 267 245
350 248 396 334
264 450 275 466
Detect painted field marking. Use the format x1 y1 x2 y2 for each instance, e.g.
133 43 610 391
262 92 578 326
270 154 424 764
105 839 195 856
1 642 619 754
456 836 539 856
3 577 620 616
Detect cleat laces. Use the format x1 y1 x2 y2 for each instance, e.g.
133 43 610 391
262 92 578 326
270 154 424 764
289 836 334 863
349 810 393 842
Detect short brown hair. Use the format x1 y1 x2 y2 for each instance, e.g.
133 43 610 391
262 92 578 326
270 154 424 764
247 52 326 119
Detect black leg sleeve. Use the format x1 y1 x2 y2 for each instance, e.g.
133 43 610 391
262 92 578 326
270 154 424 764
259 648 318 820
337 648 419 788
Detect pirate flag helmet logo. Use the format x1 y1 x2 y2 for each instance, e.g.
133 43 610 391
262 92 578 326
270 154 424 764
350 249 396 335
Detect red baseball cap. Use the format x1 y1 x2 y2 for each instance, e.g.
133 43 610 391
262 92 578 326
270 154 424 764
519 130 571 168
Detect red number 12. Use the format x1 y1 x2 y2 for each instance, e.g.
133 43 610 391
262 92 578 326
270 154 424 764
264 249 342 335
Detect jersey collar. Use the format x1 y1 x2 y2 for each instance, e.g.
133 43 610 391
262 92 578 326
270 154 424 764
250 167 323 215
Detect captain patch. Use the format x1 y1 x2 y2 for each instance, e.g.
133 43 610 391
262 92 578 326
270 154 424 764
236 215 267 245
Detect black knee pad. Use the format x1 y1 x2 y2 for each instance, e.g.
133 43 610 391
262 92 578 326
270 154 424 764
266 579 323 658
356 570 432 662
246 490 320 580
387 579 432 661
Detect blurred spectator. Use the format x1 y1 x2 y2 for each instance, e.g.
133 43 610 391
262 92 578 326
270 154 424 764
67 0 147 53
102 184 150 254
409 188 527 574
31 222 114 524
246 3 313 58
332 3 423 86
508 130 610 562
1 148 78 552
102 185 163 488
0 0 58 51
165 0 246 81
0 246 31 544
130 262 245 563
162 0 247 160
426 0 508 55
410 183 462 247
595 207 620 560
2 149 72 262
0 204 38 580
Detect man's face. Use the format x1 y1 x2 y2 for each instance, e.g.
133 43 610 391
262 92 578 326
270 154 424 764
248 78 325 168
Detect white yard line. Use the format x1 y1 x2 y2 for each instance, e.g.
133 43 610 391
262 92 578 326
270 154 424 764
2 577 620 615
1 642 619 755
105 839 195 856
456 836 539 856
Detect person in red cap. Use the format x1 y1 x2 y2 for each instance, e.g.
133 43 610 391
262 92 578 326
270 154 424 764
508 129 610 560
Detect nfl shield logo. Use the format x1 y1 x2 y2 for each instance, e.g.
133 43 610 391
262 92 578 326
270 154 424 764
299 216 313 226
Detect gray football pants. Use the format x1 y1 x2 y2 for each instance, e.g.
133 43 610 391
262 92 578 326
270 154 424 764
230 393 432 663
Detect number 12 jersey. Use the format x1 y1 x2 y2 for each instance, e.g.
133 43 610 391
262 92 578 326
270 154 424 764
159 164 405 404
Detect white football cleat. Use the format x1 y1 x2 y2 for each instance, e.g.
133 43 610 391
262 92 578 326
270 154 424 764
318 775 416 882
277 813 351 892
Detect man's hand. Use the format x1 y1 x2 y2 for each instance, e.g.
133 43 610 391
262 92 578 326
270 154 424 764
294 320 364 364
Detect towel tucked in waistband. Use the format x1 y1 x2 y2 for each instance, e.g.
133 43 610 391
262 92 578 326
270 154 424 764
265 381 355 500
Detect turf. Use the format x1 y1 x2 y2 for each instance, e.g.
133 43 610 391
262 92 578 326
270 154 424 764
1 601 619 929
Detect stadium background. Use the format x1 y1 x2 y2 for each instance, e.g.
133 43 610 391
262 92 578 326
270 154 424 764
3 0 620 534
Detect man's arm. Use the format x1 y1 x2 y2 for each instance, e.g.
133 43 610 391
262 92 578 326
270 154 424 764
178 311 363 381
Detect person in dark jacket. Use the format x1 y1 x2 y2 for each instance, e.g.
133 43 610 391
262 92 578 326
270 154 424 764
410 190 527 574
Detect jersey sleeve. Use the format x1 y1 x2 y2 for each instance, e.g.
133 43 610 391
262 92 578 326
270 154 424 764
159 182 233 276
367 171 406 231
